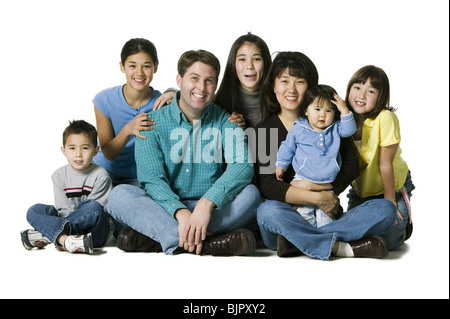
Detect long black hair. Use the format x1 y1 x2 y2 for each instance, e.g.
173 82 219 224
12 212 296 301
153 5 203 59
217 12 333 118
214 33 271 113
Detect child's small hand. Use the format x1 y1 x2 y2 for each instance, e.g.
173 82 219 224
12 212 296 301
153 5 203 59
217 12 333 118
331 93 350 115
275 167 285 181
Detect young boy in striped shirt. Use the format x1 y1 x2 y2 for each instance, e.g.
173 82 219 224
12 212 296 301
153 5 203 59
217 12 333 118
21 120 112 254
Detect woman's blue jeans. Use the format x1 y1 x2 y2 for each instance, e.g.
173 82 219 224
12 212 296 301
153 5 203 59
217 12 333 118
27 199 110 247
106 184 261 255
257 198 397 260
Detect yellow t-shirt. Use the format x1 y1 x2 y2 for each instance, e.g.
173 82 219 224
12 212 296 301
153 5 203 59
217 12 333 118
352 109 409 198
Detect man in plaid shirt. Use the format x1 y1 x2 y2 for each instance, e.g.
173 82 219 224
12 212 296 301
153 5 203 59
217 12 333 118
107 50 261 256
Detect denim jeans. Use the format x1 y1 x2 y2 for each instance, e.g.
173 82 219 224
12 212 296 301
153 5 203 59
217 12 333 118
27 199 111 247
293 176 335 228
105 169 142 188
347 171 415 250
106 184 261 254
296 205 334 228
257 198 397 260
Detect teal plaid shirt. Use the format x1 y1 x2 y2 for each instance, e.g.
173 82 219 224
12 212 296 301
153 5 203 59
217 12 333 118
135 97 254 218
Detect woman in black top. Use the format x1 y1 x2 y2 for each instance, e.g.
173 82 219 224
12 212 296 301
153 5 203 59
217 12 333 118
254 52 397 260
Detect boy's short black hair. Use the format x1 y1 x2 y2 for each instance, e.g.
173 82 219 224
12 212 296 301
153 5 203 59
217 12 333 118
62 120 98 147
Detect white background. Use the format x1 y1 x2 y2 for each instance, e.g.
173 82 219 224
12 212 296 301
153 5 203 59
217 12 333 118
0 0 448 299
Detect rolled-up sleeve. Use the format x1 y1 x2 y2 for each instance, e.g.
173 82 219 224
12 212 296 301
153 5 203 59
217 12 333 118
203 122 254 209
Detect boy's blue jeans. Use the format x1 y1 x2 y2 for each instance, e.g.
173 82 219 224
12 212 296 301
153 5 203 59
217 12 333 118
106 184 261 255
27 199 110 247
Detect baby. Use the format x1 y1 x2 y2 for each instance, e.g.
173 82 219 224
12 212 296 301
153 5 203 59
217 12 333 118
276 85 356 227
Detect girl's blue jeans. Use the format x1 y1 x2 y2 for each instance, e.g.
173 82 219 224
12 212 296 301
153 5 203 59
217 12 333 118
347 171 415 250
27 199 110 247
257 198 397 260
105 169 142 188
106 184 261 255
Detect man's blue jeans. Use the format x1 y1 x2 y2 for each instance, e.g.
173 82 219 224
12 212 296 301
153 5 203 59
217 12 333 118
106 184 261 254
257 198 397 260
27 199 110 247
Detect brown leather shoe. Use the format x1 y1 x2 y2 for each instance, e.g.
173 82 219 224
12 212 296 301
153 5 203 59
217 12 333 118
277 235 303 257
349 235 388 258
117 226 162 252
208 228 256 256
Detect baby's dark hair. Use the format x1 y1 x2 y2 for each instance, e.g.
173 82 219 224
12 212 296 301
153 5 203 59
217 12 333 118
299 85 340 121
62 120 98 147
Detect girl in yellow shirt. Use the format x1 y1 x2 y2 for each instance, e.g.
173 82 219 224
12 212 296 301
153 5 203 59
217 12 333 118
345 65 415 250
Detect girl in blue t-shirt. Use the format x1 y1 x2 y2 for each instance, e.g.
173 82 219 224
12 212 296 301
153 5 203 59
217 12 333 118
93 38 175 186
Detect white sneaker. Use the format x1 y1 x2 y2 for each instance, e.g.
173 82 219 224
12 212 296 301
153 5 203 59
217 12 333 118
64 233 93 254
21 229 52 250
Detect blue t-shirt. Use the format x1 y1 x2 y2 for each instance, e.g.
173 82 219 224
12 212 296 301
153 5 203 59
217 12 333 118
93 85 162 178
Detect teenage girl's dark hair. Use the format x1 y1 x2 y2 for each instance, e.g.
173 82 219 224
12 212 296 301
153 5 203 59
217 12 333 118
345 65 395 119
214 32 272 113
63 120 98 147
260 51 319 122
120 38 158 66
298 85 341 122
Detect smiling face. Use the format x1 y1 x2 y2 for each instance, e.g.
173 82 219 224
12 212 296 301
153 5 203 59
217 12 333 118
61 133 99 171
274 69 308 113
235 42 264 92
120 51 157 92
176 61 218 122
347 79 379 116
305 98 336 132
